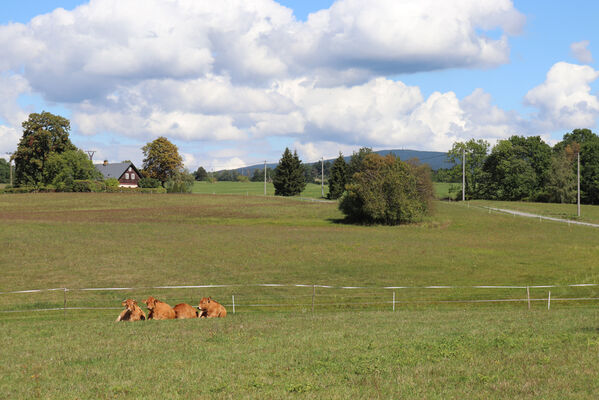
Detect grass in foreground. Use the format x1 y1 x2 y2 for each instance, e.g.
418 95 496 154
1 308 598 399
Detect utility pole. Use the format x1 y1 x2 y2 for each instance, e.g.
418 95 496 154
84 150 96 161
577 152 581 217
5 152 13 186
321 157 324 198
264 161 267 196
462 147 465 202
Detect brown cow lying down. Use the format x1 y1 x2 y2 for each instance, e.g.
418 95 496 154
198 297 227 318
116 299 146 322
144 296 176 320
173 303 198 319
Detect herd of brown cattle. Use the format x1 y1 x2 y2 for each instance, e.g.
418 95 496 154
115 296 227 322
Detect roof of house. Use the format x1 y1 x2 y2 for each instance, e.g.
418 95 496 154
94 162 142 180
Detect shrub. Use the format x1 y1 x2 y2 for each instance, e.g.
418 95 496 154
339 153 433 225
2 185 56 193
138 177 161 188
72 180 106 192
105 178 120 188
105 186 166 194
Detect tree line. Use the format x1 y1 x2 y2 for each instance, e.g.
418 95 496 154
444 129 599 204
6 112 193 193
192 161 332 184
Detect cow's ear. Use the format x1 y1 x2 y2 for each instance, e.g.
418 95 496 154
133 300 137 305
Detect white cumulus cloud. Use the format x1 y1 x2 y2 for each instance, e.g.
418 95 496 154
525 62 599 131
570 40 593 64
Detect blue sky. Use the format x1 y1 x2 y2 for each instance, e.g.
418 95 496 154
0 1 597 169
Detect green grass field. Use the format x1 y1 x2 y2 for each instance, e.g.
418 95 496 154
192 181 329 199
470 199 599 224
195 181 455 200
1 193 599 398
433 182 460 200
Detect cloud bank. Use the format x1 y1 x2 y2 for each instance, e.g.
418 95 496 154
0 0 597 167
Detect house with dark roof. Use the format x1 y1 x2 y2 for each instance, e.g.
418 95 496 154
95 161 143 188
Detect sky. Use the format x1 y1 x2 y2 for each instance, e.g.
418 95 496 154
0 0 598 171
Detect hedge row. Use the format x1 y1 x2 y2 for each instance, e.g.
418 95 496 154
1 181 167 194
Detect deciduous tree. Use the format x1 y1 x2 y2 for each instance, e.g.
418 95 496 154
12 112 75 186
447 139 489 199
141 137 183 187
45 149 101 191
544 151 576 203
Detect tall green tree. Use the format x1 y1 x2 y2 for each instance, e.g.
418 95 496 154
141 137 183 187
347 147 373 182
328 153 347 199
0 159 9 184
12 112 75 186
554 129 599 204
447 139 489 199
481 136 551 201
482 140 536 200
545 150 576 203
273 148 306 196
193 166 208 181
580 139 599 204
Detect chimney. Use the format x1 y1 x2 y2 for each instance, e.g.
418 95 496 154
103 160 108 166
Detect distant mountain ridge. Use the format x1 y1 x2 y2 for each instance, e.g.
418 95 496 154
231 149 454 174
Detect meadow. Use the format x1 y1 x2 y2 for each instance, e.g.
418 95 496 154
1 192 599 398
471 199 599 224
192 181 328 199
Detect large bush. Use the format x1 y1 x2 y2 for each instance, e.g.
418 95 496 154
339 154 433 225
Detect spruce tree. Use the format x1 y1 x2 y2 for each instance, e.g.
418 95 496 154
273 148 306 196
328 152 347 199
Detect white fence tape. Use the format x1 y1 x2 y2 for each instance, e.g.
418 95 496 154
3 297 599 314
1 282 597 295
